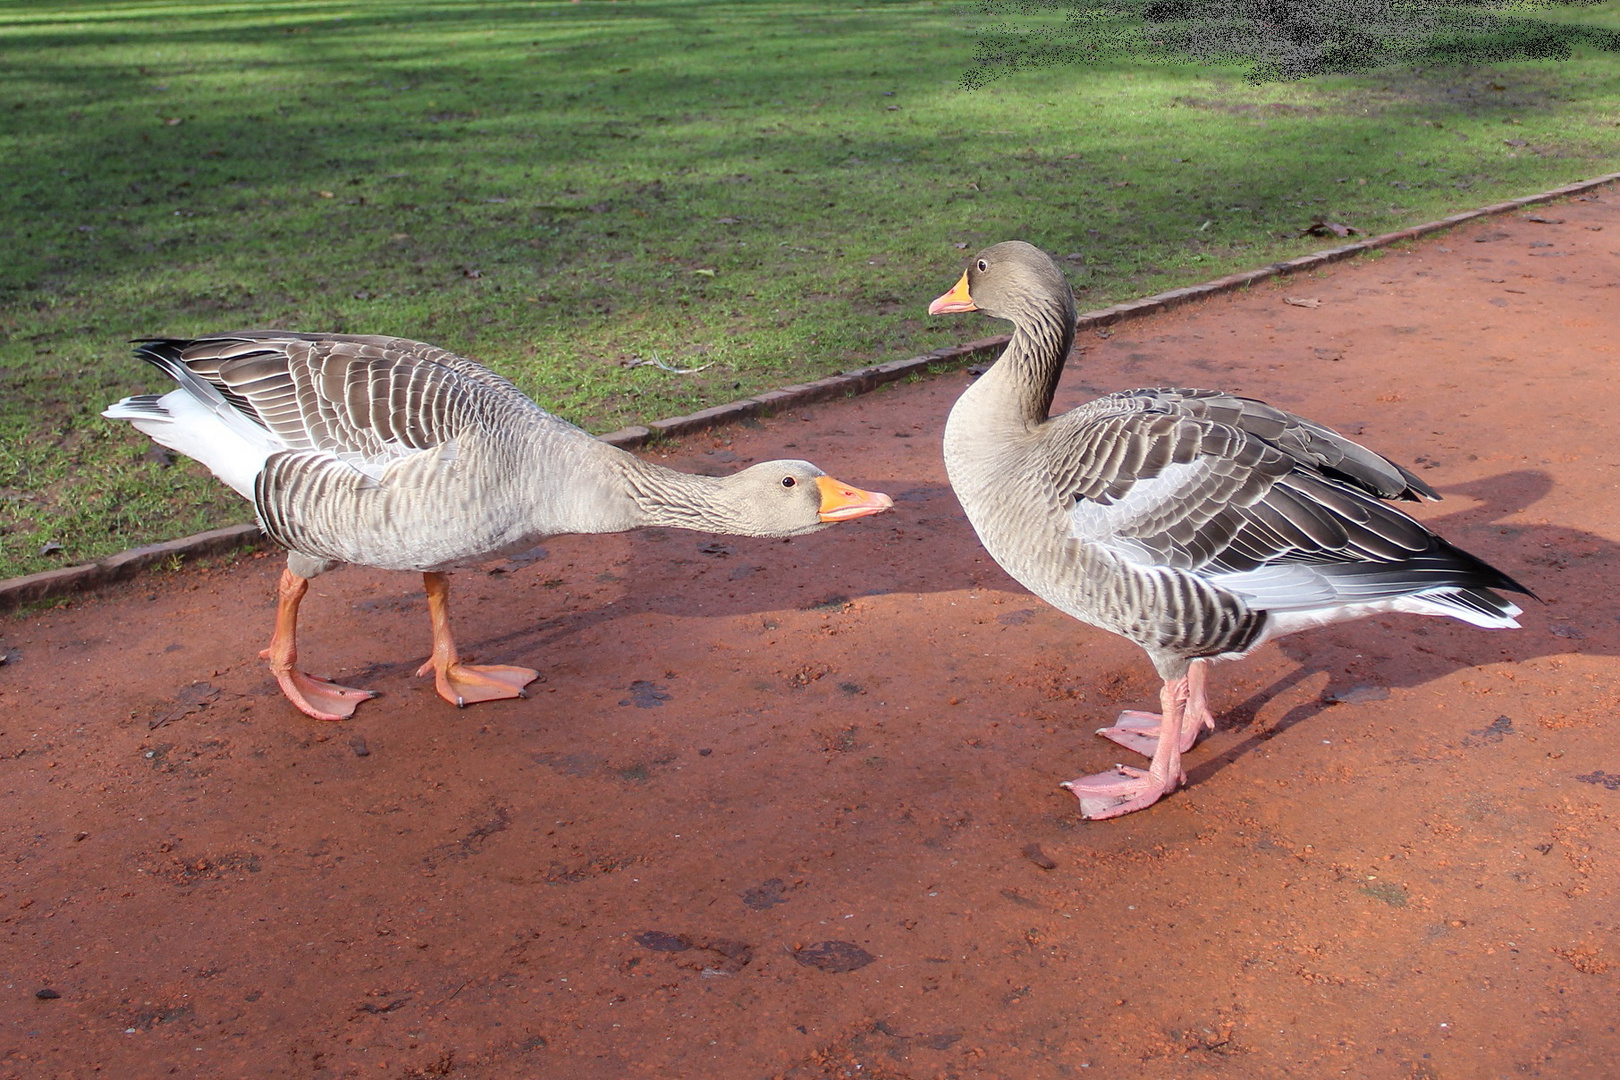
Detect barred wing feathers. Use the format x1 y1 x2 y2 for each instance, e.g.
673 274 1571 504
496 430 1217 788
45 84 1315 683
1053 389 1527 634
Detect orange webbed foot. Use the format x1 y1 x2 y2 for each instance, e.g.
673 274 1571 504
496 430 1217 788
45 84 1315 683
416 659 539 708
263 657 377 721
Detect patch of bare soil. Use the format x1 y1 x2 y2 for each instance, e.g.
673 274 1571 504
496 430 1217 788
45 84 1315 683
3 191 1620 1078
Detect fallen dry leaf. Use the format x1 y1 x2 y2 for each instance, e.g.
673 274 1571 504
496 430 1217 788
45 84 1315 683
1283 297 1322 309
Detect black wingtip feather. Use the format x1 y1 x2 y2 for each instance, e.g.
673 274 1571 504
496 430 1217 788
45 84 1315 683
131 338 198 384
1429 535 1538 602
1317 459 1439 503
1391 461 1441 502
129 337 274 432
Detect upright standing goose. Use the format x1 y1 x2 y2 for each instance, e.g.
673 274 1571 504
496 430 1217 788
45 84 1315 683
930 242 1531 819
104 332 892 721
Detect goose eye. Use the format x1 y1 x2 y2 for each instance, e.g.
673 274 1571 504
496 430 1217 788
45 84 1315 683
781 476 797 488
976 259 988 272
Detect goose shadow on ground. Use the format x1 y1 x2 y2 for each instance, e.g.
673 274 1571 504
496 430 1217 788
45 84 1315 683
413 477 983 671
1186 468 1614 787
410 466 1597 752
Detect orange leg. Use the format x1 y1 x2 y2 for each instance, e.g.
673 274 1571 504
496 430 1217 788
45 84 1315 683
260 568 376 721
414 571 538 707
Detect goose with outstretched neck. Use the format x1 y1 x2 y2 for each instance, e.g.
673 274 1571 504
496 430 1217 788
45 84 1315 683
106 332 893 721
930 241 1531 819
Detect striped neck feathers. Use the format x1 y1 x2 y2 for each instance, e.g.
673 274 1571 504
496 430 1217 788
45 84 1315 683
988 288 1076 425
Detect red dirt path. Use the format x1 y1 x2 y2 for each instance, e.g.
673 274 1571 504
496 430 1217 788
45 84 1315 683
4 192 1620 1079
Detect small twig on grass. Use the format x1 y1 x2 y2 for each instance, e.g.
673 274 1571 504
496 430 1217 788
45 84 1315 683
626 352 715 374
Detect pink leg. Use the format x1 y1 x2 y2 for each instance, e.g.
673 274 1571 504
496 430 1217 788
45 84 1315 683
1094 659 1213 757
415 572 539 707
260 569 377 721
1062 673 1193 819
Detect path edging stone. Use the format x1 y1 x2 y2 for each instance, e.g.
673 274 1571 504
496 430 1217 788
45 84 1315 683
1 525 267 613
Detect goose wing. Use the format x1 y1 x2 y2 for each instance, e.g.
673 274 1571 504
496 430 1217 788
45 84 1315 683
133 332 535 477
1049 389 1525 616
1109 387 1437 501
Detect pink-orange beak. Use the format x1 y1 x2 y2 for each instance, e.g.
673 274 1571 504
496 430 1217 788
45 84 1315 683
928 271 977 315
815 475 894 522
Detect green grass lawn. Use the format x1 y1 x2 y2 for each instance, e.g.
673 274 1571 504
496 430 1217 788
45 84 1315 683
3 0 1619 580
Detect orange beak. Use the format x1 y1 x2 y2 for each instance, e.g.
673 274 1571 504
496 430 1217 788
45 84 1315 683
928 271 976 315
815 475 894 522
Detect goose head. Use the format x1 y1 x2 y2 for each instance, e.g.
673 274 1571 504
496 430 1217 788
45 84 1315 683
928 240 1075 326
710 460 893 537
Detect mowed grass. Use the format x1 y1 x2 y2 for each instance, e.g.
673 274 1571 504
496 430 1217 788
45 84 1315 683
2 0 1619 580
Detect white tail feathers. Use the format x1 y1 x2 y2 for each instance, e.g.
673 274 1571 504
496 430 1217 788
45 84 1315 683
104 388 282 500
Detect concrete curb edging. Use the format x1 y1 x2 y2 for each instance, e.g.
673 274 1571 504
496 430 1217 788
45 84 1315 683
1 525 268 614
591 338 1013 449
6 169 1617 614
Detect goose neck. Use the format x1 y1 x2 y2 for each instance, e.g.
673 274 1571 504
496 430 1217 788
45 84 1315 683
623 459 738 532
997 296 1075 423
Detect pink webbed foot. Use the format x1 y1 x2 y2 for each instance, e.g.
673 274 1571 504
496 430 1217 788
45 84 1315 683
1061 763 1185 820
1095 711 1171 757
1095 706 1211 758
267 663 377 722
1067 662 1210 819
416 571 539 708
417 659 539 708
1096 660 1215 758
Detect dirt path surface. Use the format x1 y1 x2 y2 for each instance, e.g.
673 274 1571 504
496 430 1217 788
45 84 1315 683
5 191 1620 1079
